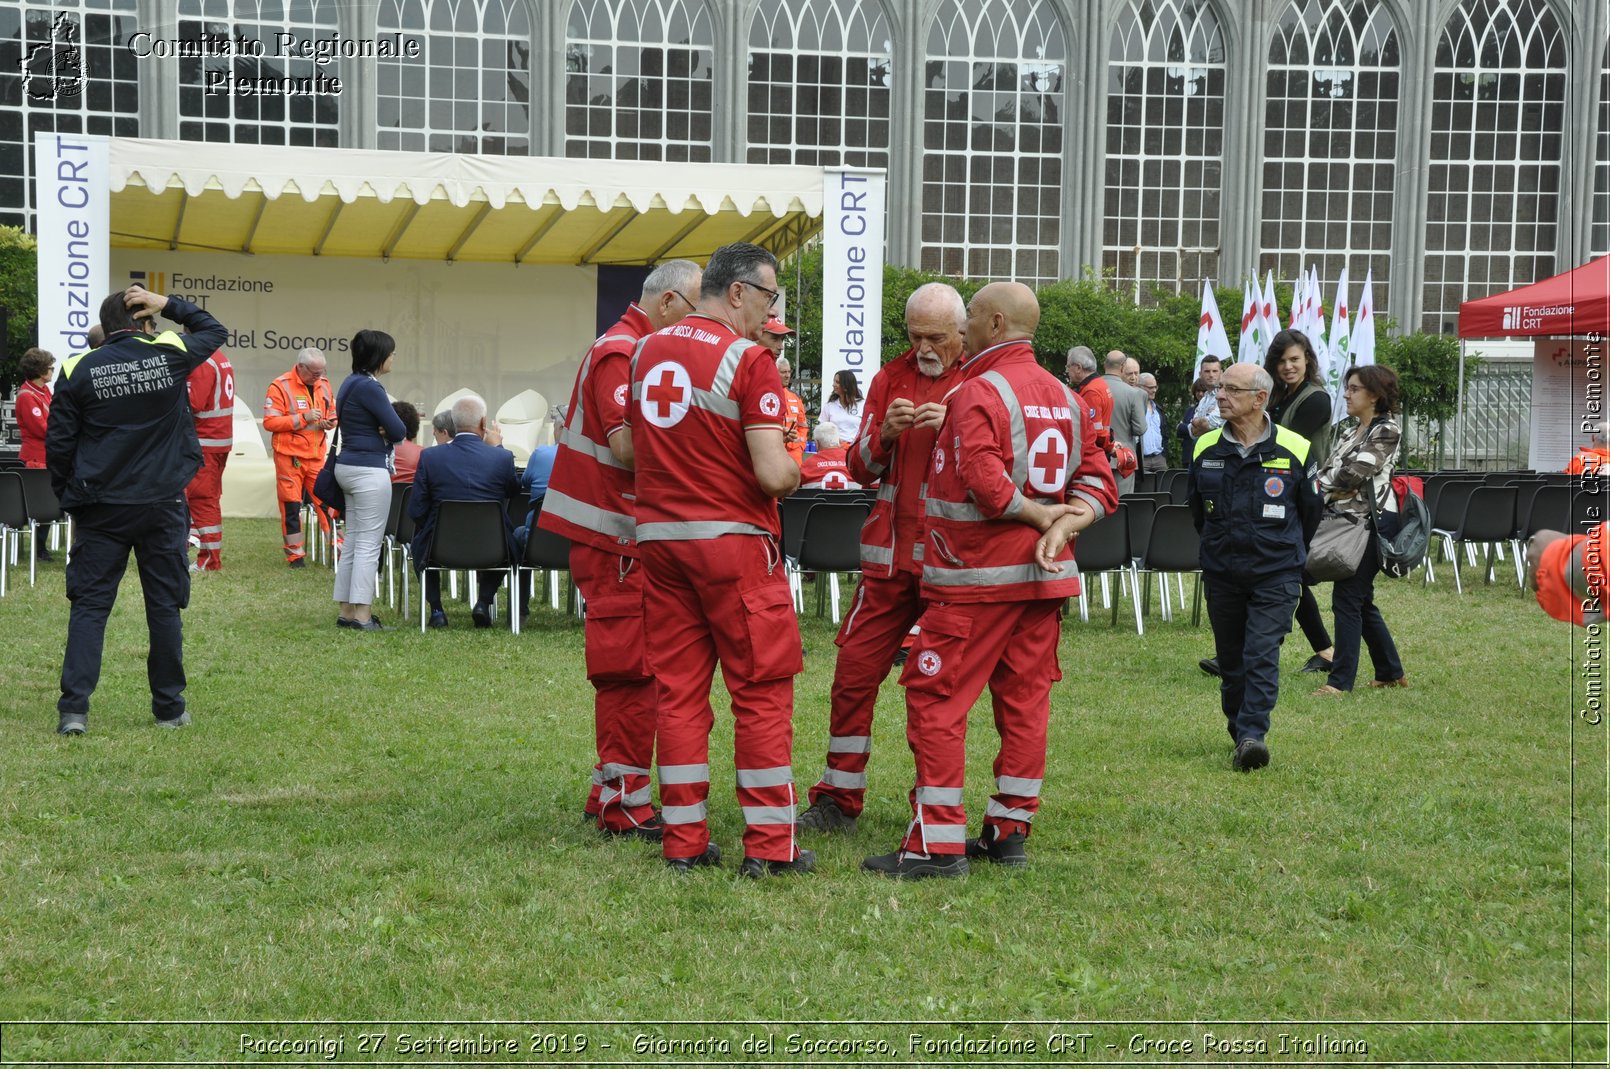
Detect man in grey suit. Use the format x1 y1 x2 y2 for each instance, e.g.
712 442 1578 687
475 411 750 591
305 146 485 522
1103 349 1147 495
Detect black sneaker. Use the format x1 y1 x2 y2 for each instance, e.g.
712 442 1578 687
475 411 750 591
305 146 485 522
965 829 1028 867
664 843 721 873
891 647 909 667
740 850 816 878
797 797 858 834
427 609 449 629
1300 653 1333 674
1233 737 1270 772
861 850 969 880
57 713 87 736
288 558 306 569
1198 657 1221 677
471 602 493 628
155 712 192 729
600 812 664 843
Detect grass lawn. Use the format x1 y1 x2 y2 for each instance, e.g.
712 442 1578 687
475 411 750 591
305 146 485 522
0 517 1603 1065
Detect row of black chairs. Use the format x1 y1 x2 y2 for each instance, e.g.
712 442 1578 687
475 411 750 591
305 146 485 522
0 468 66 595
1072 502 1203 633
1422 476 1608 592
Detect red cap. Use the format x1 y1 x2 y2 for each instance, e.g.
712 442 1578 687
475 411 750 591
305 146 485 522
763 316 794 336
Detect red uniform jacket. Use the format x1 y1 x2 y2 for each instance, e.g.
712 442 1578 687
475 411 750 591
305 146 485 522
541 303 652 555
847 349 963 577
800 446 859 489
16 379 50 468
629 313 788 542
919 341 1117 603
188 350 235 453
1074 372 1114 454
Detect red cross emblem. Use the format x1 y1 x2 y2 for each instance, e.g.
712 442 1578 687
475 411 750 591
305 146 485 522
1027 428 1069 494
640 362 691 428
916 650 942 676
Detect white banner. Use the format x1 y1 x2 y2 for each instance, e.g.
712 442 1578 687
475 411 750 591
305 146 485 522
34 131 109 366
1534 338 1603 472
820 167 886 403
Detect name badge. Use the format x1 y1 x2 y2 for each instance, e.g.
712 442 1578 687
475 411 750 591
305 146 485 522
1201 459 1224 469
1263 503 1286 520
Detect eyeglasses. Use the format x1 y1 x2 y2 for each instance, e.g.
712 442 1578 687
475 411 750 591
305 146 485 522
1216 385 1259 394
670 291 697 312
739 279 781 309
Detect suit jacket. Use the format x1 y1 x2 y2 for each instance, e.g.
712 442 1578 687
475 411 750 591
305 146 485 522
410 432 521 566
1103 374 1148 452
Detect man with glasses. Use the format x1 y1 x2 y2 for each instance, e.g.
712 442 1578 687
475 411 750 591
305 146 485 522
540 258 702 841
1188 362 1320 773
628 242 813 879
264 347 336 567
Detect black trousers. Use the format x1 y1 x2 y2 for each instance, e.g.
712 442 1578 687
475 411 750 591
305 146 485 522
1204 570 1300 744
59 498 190 721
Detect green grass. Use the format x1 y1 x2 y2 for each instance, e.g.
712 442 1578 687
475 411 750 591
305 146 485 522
0 519 1603 1064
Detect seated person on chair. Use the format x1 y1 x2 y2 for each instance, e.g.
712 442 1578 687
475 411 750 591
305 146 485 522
799 423 862 490
409 396 521 628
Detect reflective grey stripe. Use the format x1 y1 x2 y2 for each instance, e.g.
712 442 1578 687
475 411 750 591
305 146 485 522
557 423 629 470
688 388 740 419
636 521 770 542
591 768 605 785
735 766 794 789
1069 488 1108 520
620 786 652 807
980 370 1030 487
196 407 232 419
927 497 990 522
822 768 867 789
877 481 897 502
193 525 223 535
827 735 871 754
858 433 886 477
662 802 708 824
603 784 652 808
915 786 964 806
741 805 796 825
197 437 232 448
921 824 967 844
913 542 925 562
710 337 750 398
601 762 650 780
926 562 1061 587
544 488 634 541
860 543 895 566
657 762 709 785
986 800 1036 822
197 541 221 550
996 775 1043 796
1074 474 1107 491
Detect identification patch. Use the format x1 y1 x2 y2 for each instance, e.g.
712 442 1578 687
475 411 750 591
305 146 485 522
1201 459 1224 469
1264 476 1285 497
916 650 943 676
295 398 309 410
613 383 629 408
1263 503 1286 519
759 392 781 417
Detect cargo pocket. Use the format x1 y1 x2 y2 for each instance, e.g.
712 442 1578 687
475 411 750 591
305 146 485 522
583 591 648 681
899 607 973 697
740 580 804 682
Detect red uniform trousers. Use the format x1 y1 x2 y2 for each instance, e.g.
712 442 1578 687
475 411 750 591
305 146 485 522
642 534 803 863
899 598 1062 856
807 568 924 816
185 452 228 570
273 452 333 561
571 542 659 832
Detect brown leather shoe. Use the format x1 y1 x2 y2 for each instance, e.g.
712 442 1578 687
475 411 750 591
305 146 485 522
1367 676 1409 689
1312 684 1346 696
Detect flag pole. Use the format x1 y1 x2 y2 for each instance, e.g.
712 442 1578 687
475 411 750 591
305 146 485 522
1454 339 1467 469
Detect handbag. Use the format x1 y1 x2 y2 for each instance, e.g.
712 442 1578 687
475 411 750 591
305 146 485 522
311 424 344 517
1307 506 1371 581
1372 481 1431 578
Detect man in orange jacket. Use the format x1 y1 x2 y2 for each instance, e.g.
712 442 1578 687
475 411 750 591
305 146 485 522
264 347 335 567
1531 524 1608 624
1564 423 1610 475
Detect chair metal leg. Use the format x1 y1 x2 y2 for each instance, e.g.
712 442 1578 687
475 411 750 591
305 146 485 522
1099 572 1111 610
1077 586 1090 622
28 520 38 586
509 566 520 633
1452 550 1464 595
1130 565 1145 635
1160 573 1174 622
1191 573 1203 626
420 569 429 632
1512 539 1526 589
829 572 841 624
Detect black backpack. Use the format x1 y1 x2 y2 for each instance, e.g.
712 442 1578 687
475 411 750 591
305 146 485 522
1374 485 1431 578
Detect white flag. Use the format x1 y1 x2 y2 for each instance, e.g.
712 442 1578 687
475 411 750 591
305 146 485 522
1349 268 1376 369
1261 269 1281 347
1326 268 1352 424
1193 279 1234 379
1236 276 1260 365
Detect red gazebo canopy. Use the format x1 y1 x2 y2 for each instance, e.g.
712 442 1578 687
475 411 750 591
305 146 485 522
1458 256 1610 339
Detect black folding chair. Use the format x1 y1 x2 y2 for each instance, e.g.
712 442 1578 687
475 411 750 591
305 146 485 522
516 508 579 619
1073 503 1141 632
796 500 870 622
1441 485 1517 594
416 500 516 633
0 473 28 596
1424 479 1481 585
1511 483 1567 588
17 468 65 583
1139 504 1203 625
383 483 412 610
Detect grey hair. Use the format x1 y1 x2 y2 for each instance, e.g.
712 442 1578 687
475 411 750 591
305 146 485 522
450 396 487 432
813 422 840 449
1067 346 1097 374
906 282 966 328
431 410 455 436
296 347 324 367
1139 373 1157 387
643 259 702 302
1247 366 1275 395
775 357 792 374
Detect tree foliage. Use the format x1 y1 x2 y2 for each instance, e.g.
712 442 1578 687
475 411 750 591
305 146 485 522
0 225 39 396
1376 328 1475 427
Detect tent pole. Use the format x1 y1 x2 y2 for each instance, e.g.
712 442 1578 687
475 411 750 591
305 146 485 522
1455 339 1467 469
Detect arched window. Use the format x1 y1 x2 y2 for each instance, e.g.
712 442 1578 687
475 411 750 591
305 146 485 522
177 0 340 146
1103 0 1226 293
1425 0 1565 331
378 0 531 154
922 0 1067 282
747 0 891 167
1594 38 1609 258
1 0 140 229
565 0 713 161
1260 0 1398 315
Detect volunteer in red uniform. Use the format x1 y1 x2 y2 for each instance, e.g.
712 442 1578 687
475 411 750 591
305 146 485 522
797 282 966 833
863 282 1117 880
798 423 860 489
14 348 54 469
630 242 812 878
539 258 703 839
264 348 336 567
1530 524 1610 624
185 349 234 571
1067 346 1113 456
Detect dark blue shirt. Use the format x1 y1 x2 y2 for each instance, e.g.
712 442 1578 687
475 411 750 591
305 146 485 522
334 373 407 469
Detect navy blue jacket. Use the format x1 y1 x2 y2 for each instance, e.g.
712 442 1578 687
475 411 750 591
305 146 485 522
47 297 226 509
1188 418 1321 579
333 374 407 469
409 432 521 566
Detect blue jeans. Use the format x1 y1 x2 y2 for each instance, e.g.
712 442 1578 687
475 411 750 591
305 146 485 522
1327 511 1405 690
